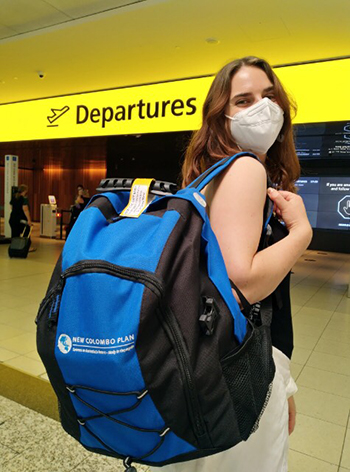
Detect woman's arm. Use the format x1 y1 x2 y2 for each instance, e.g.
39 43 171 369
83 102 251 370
208 157 312 304
75 197 83 205
288 396 296 435
22 205 32 226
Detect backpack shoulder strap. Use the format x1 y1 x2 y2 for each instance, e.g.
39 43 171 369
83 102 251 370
190 153 274 325
189 152 261 191
189 152 274 233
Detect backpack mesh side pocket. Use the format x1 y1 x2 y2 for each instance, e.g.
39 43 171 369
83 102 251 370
220 324 275 441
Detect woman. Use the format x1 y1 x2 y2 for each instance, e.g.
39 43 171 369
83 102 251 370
9 184 32 238
65 185 90 239
158 57 312 471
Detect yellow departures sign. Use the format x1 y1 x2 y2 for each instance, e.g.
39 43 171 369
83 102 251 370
0 58 350 142
0 77 213 142
275 58 350 125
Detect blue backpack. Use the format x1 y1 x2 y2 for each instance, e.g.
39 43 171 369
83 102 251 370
36 152 275 471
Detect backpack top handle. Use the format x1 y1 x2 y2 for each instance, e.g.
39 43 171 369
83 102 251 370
96 177 178 196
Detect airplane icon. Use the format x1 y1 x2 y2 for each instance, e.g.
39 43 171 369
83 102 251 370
47 106 70 125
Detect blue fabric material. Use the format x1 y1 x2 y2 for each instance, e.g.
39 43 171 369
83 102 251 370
200 218 247 342
63 204 180 273
264 198 274 232
58 200 196 460
88 191 131 214
55 273 196 460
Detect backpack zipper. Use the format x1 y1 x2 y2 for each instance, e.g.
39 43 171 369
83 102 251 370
159 303 207 441
36 261 164 325
36 280 64 325
36 260 207 443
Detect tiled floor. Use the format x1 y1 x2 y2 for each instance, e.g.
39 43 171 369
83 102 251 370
1 227 350 471
0 227 64 381
0 395 150 472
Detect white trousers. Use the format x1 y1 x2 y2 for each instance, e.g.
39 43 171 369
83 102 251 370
151 347 297 472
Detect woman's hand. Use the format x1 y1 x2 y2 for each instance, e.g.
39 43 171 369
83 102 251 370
288 396 296 435
267 188 312 241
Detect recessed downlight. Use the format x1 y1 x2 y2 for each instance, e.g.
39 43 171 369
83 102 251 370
205 37 220 45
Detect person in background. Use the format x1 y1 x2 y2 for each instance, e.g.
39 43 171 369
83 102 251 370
65 184 90 239
76 186 90 210
9 184 33 238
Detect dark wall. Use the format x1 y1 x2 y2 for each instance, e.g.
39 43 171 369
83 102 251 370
300 158 350 176
0 137 107 221
106 131 192 187
309 230 350 253
0 131 192 223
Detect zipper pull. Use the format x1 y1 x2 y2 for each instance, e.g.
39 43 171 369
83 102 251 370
199 297 219 335
47 277 64 328
36 295 52 324
48 294 60 328
123 457 137 472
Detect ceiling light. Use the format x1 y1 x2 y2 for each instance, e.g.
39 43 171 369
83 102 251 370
205 38 220 45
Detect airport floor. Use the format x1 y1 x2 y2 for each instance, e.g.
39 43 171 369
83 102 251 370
0 226 350 471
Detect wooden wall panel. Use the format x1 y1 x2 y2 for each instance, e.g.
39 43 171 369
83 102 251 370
0 137 107 221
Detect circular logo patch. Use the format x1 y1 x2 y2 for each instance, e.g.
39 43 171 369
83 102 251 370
58 334 72 354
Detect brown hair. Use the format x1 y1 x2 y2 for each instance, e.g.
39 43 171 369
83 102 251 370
14 184 28 199
182 56 300 191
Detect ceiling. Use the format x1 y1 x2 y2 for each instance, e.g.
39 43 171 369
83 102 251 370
0 0 349 105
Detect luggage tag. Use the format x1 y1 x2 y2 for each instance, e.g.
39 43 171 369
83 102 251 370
120 178 155 218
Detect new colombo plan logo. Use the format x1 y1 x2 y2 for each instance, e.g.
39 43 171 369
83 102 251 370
57 334 72 354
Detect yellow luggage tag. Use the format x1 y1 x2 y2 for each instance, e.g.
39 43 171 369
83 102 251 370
120 178 155 218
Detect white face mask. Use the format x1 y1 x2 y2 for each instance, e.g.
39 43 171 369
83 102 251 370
226 97 284 154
